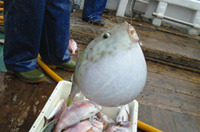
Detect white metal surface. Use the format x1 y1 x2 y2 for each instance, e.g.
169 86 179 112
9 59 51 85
149 0 200 35
116 0 129 17
152 1 168 26
188 11 200 35
29 81 139 132
133 0 149 14
156 0 200 11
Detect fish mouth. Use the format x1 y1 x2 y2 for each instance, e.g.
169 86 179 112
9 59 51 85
126 22 139 42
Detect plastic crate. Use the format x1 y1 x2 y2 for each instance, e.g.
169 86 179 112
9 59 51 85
29 80 138 132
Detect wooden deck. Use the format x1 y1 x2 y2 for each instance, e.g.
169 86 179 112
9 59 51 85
0 11 200 132
138 61 200 132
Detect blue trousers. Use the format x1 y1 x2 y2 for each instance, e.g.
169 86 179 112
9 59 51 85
82 0 107 21
4 0 71 72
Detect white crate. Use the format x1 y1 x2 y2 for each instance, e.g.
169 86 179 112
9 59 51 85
29 80 138 132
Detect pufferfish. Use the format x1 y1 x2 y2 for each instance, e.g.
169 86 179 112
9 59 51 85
69 21 147 107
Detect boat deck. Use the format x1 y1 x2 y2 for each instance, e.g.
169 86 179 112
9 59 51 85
0 10 200 132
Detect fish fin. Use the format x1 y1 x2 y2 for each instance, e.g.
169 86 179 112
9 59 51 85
118 121 132 127
44 116 54 127
89 116 95 125
68 81 80 106
96 112 101 120
40 120 56 132
67 81 80 102
66 97 73 107
43 116 49 127
125 109 130 121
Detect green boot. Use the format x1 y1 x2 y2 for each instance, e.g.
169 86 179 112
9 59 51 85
14 69 45 83
48 60 76 71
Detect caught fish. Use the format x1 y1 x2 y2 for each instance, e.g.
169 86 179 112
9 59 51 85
54 100 101 132
90 119 105 131
62 120 92 132
43 100 67 127
48 99 65 120
117 121 132 127
97 112 115 125
68 39 78 56
116 104 130 122
63 120 103 132
105 125 132 132
40 120 56 132
69 21 147 107
53 100 68 123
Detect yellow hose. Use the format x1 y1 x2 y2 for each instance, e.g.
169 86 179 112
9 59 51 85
138 120 163 132
0 16 3 21
37 55 163 132
0 1 3 7
0 8 3 12
0 20 3 24
37 55 63 82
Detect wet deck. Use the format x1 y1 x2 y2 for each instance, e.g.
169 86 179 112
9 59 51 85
0 11 200 132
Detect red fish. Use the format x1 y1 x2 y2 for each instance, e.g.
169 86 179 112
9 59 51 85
105 125 132 132
63 120 104 132
54 100 101 132
96 112 115 125
105 121 132 132
116 104 130 122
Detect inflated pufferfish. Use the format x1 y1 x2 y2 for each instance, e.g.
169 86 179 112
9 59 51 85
69 22 147 107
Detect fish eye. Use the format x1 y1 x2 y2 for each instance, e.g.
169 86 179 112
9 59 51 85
102 33 110 39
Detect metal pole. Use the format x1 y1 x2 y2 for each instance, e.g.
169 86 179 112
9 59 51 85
152 12 197 28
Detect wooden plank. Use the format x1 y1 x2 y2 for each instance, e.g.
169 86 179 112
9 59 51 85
0 74 56 131
194 116 200 131
151 107 177 132
70 31 94 45
172 112 199 132
137 29 200 50
137 128 145 132
146 56 200 75
147 72 200 98
18 82 56 130
0 77 36 131
138 104 154 132
147 61 200 83
138 104 154 126
137 84 200 117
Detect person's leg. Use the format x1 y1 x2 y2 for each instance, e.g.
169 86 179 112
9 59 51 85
82 0 107 25
4 0 46 82
40 0 75 71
